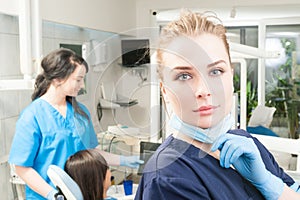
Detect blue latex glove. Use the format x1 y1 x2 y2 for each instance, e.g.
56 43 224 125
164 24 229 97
46 189 58 200
211 134 284 200
104 197 118 200
290 182 300 193
120 155 144 168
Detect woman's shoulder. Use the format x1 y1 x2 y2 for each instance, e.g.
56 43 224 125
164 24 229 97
144 136 199 170
16 98 49 124
228 129 252 137
20 98 44 115
228 129 269 153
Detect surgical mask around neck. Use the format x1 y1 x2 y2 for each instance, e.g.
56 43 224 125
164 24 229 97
168 114 235 144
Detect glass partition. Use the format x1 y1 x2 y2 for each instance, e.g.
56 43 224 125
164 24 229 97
226 26 259 124
265 24 300 138
226 23 300 139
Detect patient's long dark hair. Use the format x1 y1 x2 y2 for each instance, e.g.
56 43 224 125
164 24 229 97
31 48 89 120
65 149 109 200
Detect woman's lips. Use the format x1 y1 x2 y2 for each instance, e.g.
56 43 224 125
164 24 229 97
193 105 217 116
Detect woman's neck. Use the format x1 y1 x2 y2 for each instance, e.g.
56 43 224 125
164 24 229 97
41 84 67 117
173 131 220 160
41 84 66 106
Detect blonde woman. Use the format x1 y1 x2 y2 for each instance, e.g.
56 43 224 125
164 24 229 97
135 10 300 200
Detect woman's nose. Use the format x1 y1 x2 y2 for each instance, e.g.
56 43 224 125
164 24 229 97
80 80 85 89
195 83 211 98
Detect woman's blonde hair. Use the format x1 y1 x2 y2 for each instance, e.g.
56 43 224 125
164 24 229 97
156 10 231 80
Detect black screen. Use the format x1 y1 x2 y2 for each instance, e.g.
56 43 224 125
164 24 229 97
121 39 150 67
138 141 161 175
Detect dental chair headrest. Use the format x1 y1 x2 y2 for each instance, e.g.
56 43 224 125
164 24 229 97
47 165 84 200
248 105 276 128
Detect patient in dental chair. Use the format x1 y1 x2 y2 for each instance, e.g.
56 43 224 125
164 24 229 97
64 149 117 200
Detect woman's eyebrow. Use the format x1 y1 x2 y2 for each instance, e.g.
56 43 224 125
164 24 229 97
170 66 193 71
170 60 226 71
207 60 226 68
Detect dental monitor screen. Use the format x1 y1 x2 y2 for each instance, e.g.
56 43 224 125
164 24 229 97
121 39 150 67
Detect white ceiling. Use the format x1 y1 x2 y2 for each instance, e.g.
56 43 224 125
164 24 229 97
155 4 300 24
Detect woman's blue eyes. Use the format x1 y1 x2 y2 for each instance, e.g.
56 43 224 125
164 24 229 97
210 69 223 76
175 68 224 81
177 73 192 80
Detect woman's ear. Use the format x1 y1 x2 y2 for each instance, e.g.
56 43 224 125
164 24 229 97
160 82 165 94
160 82 169 103
53 78 62 87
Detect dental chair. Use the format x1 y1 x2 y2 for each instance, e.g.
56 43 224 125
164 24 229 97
47 165 84 200
9 164 26 200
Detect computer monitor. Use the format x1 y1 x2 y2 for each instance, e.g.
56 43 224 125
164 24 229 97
121 39 150 67
138 141 161 175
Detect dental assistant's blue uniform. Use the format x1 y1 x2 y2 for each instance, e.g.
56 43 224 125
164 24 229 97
135 129 295 200
9 98 98 199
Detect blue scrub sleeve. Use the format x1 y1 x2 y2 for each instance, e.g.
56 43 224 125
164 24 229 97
9 110 41 166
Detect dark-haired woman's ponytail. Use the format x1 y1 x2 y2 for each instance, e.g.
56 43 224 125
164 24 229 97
31 74 50 101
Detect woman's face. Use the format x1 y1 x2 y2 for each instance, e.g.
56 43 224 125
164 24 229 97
161 33 233 128
59 64 86 97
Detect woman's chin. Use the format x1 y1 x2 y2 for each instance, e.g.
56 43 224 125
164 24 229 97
194 119 212 129
198 124 211 129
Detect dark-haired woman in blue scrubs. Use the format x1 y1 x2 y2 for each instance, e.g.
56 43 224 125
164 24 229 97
9 48 143 200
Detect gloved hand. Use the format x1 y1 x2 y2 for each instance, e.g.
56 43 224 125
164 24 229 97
46 188 65 200
211 134 284 200
46 188 58 200
120 155 144 168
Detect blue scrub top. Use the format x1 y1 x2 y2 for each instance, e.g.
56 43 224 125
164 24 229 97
9 98 98 199
135 129 295 200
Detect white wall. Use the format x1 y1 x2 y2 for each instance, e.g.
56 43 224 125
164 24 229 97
0 0 136 34
0 14 21 80
0 89 33 200
40 0 137 34
0 0 19 15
